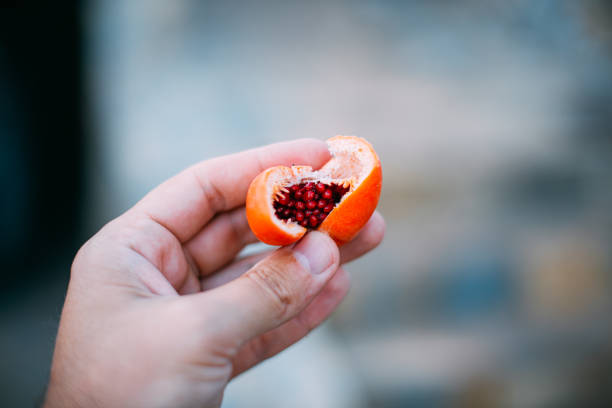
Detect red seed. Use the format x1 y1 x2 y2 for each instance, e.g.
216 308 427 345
278 195 289 206
304 190 315 201
309 216 319 227
275 181 350 224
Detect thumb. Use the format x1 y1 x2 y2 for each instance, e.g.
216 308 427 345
192 231 339 345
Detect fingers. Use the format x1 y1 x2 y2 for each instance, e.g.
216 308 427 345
188 231 340 345
339 211 385 264
131 139 331 242
101 215 195 295
200 251 270 291
199 211 385 290
184 207 258 277
231 267 351 377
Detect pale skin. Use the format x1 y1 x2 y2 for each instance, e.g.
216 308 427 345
44 139 385 408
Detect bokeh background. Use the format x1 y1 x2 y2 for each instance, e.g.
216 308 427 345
2 1 612 406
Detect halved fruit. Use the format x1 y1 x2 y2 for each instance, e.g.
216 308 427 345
246 135 382 246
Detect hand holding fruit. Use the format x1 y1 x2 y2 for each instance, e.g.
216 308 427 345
45 138 385 408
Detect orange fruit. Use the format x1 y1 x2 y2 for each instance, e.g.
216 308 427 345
246 136 382 246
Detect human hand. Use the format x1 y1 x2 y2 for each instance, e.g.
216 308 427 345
44 139 385 408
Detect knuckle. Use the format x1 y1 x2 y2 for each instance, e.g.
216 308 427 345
246 335 269 364
192 168 226 212
365 214 386 248
69 219 129 278
227 209 249 245
245 262 300 320
295 308 319 334
70 242 91 277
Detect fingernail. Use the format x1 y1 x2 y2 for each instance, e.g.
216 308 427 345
293 231 338 275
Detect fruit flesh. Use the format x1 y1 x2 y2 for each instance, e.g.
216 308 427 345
273 182 350 228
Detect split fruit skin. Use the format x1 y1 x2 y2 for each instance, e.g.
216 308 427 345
246 135 382 246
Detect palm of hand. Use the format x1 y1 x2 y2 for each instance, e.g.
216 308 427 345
45 139 384 408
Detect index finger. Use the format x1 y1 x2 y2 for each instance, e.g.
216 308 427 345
130 138 331 242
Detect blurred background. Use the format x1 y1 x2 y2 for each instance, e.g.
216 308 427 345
2 1 612 406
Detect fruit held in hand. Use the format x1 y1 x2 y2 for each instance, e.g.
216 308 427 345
246 135 382 246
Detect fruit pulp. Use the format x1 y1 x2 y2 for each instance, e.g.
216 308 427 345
273 182 350 228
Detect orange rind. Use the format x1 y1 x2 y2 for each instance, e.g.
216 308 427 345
246 135 382 246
